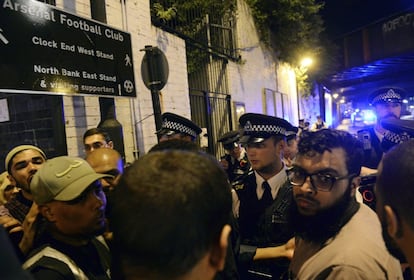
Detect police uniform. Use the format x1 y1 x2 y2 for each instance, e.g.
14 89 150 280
358 119 414 213
234 113 294 280
358 88 405 169
218 130 251 183
156 112 202 141
381 118 414 152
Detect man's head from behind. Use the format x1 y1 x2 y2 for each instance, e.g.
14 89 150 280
86 148 123 191
30 156 109 238
83 128 113 156
5 145 46 193
375 140 414 263
110 151 232 280
289 129 363 241
156 112 202 143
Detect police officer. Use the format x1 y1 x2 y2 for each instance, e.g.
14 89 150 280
358 118 414 212
233 113 294 279
283 124 299 168
358 87 405 170
218 130 251 183
156 112 202 143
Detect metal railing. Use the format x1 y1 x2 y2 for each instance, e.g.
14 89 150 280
189 90 232 158
150 0 238 60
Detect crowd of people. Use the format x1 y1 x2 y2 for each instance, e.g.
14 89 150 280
0 87 413 279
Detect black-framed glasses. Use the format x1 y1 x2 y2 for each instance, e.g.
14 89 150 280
287 166 355 192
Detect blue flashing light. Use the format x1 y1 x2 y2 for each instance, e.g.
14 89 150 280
363 110 376 123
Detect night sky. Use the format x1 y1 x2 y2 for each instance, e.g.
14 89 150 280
320 0 414 39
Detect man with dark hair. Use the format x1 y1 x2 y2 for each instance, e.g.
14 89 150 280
23 156 111 279
233 113 294 279
110 150 232 280
310 115 327 131
288 129 402 279
156 112 202 143
83 128 113 156
376 139 414 274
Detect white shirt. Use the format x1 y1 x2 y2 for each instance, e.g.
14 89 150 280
255 169 287 200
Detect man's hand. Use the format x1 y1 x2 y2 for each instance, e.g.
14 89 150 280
220 158 229 170
253 237 296 260
284 237 295 260
0 215 23 233
19 202 39 255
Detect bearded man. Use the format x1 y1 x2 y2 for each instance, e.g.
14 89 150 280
288 129 402 279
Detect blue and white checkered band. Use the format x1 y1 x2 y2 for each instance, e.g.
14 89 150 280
372 89 401 104
384 131 411 145
243 121 286 135
162 120 198 138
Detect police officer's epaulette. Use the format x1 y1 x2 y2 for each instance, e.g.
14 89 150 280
231 169 254 190
232 182 245 191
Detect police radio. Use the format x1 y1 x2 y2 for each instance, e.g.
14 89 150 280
358 174 377 211
357 130 372 150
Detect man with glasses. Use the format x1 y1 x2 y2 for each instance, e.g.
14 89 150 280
288 129 402 279
233 113 294 279
156 112 202 143
83 128 114 156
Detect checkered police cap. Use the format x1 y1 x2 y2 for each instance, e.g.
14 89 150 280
157 112 202 138
218 130 240 150
369 88 405 106
239 113 291 144
285 124 299 141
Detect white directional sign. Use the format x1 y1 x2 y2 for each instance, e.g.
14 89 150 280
0 0 136 97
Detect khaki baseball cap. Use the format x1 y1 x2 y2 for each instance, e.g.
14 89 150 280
5 145 46 173
30 156 111 205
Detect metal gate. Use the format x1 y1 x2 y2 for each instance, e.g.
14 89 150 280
189 90 232 158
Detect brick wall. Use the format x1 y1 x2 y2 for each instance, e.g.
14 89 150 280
55 0 299 161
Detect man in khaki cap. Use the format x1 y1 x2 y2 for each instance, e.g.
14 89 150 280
23 156 111 279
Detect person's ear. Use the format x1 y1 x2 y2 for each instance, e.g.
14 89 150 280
350 176 361 197
209 224 231 271
384 205 401 239
7 174 16 186
108 141 114 149
39 205 56 222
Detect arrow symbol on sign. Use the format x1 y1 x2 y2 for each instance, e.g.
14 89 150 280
0 28 9 45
